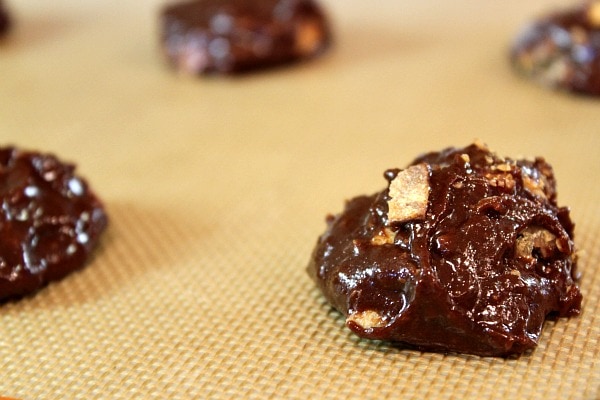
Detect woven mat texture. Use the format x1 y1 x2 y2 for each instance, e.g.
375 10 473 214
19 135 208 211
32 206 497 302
1 0 599 398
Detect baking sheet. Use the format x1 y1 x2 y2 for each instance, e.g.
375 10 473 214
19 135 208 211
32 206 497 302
1 0 599 398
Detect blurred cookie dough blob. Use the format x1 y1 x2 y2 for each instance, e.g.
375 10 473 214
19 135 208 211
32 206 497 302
159 0 332 75
511 1 600 96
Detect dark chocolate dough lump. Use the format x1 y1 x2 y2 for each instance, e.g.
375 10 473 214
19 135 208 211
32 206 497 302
160 0 331 75
511 1 600 95
308 142 582 357
0 147 108 302
0 1 10 36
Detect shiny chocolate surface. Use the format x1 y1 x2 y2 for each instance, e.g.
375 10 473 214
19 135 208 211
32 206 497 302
0 147 108 301
308 143 581 356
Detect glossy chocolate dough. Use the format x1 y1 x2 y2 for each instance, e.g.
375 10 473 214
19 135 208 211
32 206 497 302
308 143 582 357
511 1 600 95
160 0 331 75
0 1 9 35
0 147 108 302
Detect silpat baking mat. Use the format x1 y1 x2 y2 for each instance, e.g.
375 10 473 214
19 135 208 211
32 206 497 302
0 0 599 398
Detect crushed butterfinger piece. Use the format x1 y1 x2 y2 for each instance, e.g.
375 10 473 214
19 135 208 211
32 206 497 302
371 227 397 245
496 163 512 172
522 174 547 199
515 226 558 260
387 163 430 224
347 310 387 329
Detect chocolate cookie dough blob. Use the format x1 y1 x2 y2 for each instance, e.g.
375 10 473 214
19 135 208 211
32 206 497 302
308 142 582 357
0 147 108 302
511 1 600 95
160 0 332 75
0 0 10 36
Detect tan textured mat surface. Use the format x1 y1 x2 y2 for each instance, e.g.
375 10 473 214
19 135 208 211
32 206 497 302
1 0 599 398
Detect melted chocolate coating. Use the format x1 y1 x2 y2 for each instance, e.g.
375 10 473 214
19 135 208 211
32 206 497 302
0 147 108 302
511 1 600 95
160 0 331 75
0 1 10 36
308 143 582 357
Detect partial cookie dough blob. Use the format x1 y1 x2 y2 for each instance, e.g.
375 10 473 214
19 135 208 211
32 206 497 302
0 147 108 302
511 1 600 96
